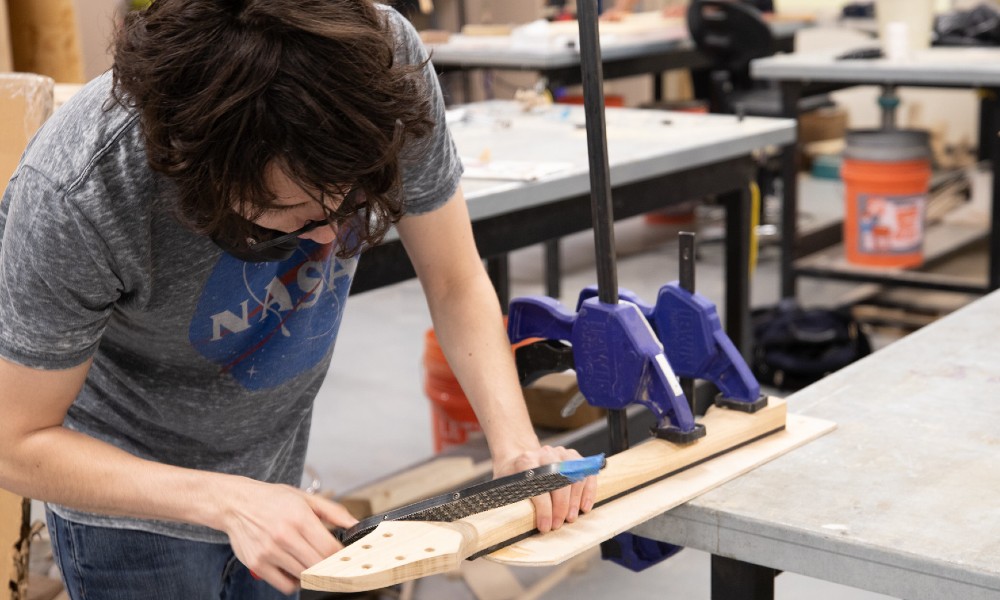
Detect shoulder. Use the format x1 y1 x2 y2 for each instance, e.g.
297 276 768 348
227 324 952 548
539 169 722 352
16 72 162 217
377 4 427 66
27 72 144 182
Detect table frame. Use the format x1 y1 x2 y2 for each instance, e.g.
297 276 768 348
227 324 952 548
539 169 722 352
761 69 1000 299
352 155 756 352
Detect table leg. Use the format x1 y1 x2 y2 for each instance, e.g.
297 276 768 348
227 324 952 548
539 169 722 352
711 555 779 600
987 86 1000 291
653 72 664 103
722 186 751 358
486 254 510 311
544 239 562 298
778 81 802 300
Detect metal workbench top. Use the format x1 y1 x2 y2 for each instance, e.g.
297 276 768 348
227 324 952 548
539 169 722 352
635 288 1000 599
752 46 1000 87
450 101 795 223
427 21 805 71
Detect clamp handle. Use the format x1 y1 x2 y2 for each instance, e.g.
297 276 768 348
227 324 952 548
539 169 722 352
578 283 762 406
508 295 702 438
508 295 576 344
655 284 762 407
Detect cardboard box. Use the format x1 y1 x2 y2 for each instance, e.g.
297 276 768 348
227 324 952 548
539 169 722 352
0 73 54 191
523 372 606 431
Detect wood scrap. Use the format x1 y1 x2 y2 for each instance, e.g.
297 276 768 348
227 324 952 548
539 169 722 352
460 24 515 37
301 399 818 592
418 30 451 45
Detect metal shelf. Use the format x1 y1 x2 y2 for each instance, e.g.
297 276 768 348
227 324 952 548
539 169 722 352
793 220 990 294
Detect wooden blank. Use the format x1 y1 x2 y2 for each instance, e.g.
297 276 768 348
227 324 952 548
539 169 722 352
489 413 835 566
302 398 823 592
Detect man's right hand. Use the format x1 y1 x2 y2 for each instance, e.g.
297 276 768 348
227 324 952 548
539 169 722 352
221 480 358 595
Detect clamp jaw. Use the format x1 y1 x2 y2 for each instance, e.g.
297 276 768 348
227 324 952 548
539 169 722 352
578 283 767 412
508 295 706 444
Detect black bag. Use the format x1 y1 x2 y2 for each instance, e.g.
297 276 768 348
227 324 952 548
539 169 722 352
751 299 872 390
934 4 1000 47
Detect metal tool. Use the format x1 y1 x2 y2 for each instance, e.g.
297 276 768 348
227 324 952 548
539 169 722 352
334 455 605 546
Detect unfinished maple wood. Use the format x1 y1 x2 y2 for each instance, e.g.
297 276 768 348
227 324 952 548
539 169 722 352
489 413 835 566
302 398 794 592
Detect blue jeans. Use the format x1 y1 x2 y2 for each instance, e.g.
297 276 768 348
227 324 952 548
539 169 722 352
46 509 297 600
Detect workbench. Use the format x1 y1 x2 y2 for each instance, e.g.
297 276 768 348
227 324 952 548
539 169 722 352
352 100 794 352
426 17 804 102
634 286 1000 600
750 47 1000 300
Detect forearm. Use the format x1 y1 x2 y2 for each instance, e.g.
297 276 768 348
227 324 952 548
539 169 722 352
424 270 540 464
1 424 244 532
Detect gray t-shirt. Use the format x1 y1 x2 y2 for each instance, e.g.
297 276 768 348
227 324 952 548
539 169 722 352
0 7 461 544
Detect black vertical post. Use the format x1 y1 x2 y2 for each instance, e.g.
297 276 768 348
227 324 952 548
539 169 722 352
711 555 779 600
778 81 802 300
486 255 510 314
723 185 752 358
544 239 562 298
678 232 696 415
988 86 1000 291
576 0 627 454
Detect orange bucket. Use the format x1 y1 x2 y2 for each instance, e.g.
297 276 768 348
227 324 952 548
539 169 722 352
423 324 539 453
423 328 480 453
841 130 931 268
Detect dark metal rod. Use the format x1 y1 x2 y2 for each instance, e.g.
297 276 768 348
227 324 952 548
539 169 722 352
989 86 1000 291
576 0 627 454
577 0 618 306
678 232 696 415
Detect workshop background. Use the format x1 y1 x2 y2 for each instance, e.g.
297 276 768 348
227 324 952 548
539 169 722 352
2 0 999 599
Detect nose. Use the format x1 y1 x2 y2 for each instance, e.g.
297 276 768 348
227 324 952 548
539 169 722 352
298 221 337 244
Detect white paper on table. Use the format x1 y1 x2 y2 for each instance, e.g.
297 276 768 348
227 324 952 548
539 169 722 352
460 157 574 181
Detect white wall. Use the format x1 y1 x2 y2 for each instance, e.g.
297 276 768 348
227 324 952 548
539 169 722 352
73 0 119 81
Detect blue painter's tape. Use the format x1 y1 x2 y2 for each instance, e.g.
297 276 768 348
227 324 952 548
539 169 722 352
557 454 606 482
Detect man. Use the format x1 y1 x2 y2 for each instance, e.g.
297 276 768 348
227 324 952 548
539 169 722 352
0 1 595 597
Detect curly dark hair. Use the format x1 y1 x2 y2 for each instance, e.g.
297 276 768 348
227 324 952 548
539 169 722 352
112 0 434 258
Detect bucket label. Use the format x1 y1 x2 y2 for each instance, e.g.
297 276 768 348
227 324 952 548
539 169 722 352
856 193 926 255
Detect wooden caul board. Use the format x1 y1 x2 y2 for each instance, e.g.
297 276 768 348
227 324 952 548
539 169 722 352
302 398 836 592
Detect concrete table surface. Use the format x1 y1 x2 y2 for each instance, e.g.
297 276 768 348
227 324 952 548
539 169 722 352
449 101 795 222
428 21 805 71
635 288 1000 599
752 46 1000 87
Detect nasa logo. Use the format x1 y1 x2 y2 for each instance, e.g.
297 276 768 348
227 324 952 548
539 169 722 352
188 240 357 390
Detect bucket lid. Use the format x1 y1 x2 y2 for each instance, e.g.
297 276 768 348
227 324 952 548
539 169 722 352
843 129 930 161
